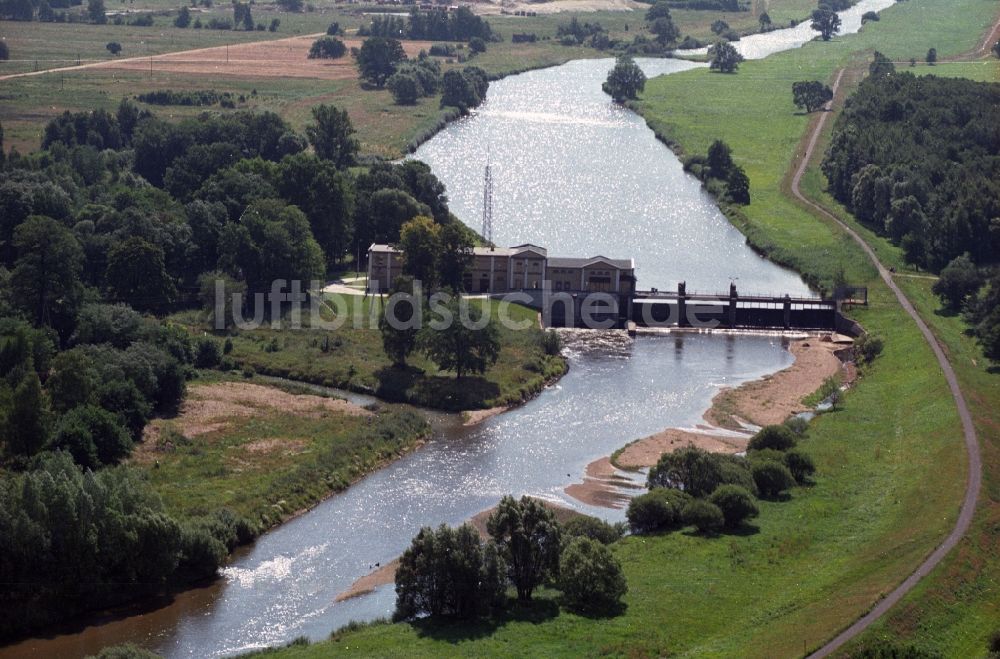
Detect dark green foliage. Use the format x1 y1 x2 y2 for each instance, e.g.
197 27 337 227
708 40 744 73
869 50 895 77
174 5 190 27
925 47 936 65
682 499 725 534
404 6 493 42
51 404 133 469
308 36 347 60
932 253 983 311
726 166 751 204
0 42 8 60
0 453 211 639
2 370 50 459
438 222 474 291
87 0 105 23
603 55 646 102
441 67 489 112
561 515 624 545
784 448 816 484
626 487 691 533
748 424 798 451
810 7 840 40
965 270 1000 363
487 495 561 602
326 21 340 35
708 484 759 528
752 460 796 498
388 72 420 105
10 215 83 332
854 333 884 366
394 523 506 620
305 104 357 168
647 445 753 497
846 636 941 658
558 537 627 614
380 278 420 367
468 36 486 54
194 337 221 368
418 296 501 379
105 237 177 313
356 37 407 88
72 303 144 348
106 41 121 56
792 80 834 112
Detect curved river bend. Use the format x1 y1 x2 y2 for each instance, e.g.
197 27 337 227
0 0 894 656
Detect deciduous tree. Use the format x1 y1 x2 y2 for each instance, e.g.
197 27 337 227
487 495 561 601
305 104 357 168
419 296 500 379
810 8 840 41
602 55 646 102
558 537 627 614
708 40 744 73
792 80 833 112
356 37 406 88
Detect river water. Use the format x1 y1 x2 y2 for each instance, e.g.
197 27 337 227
1 1 894 656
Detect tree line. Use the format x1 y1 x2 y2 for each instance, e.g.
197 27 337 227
359 6 494 43
822 66 999 272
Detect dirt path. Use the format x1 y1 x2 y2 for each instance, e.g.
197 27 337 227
790 68 982 659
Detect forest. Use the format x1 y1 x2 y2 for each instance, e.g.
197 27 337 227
0 102 477 639
822 70 999 271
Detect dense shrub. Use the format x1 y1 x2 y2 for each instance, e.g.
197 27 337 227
682 499 725 534
747 425 797 452
647 446 754 497
708 485 759 529
308 36 347 59
558 537 627 614
752 460 797 499
626 487 691 533
562 515 624 544
784 449 816 484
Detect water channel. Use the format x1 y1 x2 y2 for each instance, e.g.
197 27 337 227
0 1 896 655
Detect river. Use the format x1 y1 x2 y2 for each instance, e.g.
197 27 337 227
0 0 894 656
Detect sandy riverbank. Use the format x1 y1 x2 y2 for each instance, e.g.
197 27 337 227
565 336 854 506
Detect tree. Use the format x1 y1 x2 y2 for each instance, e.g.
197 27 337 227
105 42 122 56
708 40 744 73
561 515 623 545
105 237 176 314
792 80 834 112
758 11 772 31
751 460 796 498
810 8 840 41
2 371 50 458
932 253 982 311
726 166 750 204
174 5 191 28
926 47 937 65
626 487 690 533
268 18 280 32
305 105 357 168
10 215 83 329
993 40 1000 59
602 55 646 102
748 425 797 451
394 524 505 620
711 19 729 35
708 485 759 529
438 222 474 292
308 36 346 59
380 277 420 368
276 0 302 9
440 67 488 111
399 216 441 290
647 446 753 497
644 1 671 22
650 16 679 45
487 495 561 602
869 50 895 77
784 448 816 484
51 405 132 469
681 499 724 534
326 21 340 35
558 537 627 614
861 10 879 23
419 296 500 379
707 139 734 178
356 37 406 88
88 0 106 23
387 72 420 105
468 36 486 54
47 350 98 412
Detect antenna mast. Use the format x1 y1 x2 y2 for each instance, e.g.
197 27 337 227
482 156 493 247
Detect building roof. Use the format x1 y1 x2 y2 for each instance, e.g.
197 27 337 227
369 244 633 269
548 255 634 270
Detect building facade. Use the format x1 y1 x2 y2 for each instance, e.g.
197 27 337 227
366 243 636 295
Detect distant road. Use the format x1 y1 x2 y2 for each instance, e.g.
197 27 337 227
791 67 983 659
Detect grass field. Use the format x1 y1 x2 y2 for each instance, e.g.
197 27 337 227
138 374 431 532
172 296 566 412
241 0 1000 656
